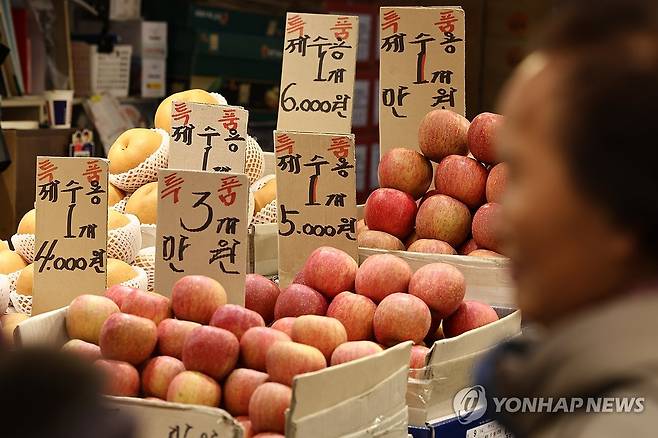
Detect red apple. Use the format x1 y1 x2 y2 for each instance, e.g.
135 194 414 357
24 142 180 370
469 249 505 259
210 304 265 340
434 155 488 209
486 162 508 203
330 341 383 366
291 315 347 361
171 275 227 324
292 270 307 286
356 219 369 236
141 356 185 399
415 194 472 247
373 293 431 346
418 109 469 162
443 300 499 337
61 339 101 361
378 148 433 199
241 327 292 371
157 318 200 359
408 263 466 317
95 359 139 397
407 239 456 254
66 294 120 344
166 371 221 407
364 188 417 239
273 284 327 319
302 247 357 299
224 368 269 416
270 317 296 338
121 290 171 325
266 341 326 386
467 112 504 164
472 203 503 252
419 189 441 208
237 416 253 438
405 230 420 248
358 230 405 251
249 382 292 434
104 285 138 308
245 274 281 324
326 291 376 341
99 313 157 365
182 326 239 380
355 254 412 302
458 238 479 255
410 345 430 369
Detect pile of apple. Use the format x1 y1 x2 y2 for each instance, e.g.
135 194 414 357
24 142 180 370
60 245 499 438
359 109 508 258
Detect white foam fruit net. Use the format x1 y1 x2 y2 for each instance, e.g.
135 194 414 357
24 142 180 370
11 233 35 263
9 266 148 316
110 128 170 193
250 174 277 224
108 214 142 264
111 195 129 213
245 135 264 184
140 224 156 249
133 247 155 292
0 274 9 314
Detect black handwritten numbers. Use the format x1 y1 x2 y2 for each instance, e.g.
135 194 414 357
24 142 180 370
168 423 219 438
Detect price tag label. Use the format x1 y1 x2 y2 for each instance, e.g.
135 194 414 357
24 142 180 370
277 13 359 135
169 101 248 173
275 131 358 286
33 157 108 315
379 7 465 155
154 170 248 304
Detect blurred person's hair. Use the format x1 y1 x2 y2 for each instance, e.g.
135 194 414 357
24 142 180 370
534 0 658 261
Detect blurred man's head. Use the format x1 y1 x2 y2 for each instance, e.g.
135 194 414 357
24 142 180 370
498 0 658 325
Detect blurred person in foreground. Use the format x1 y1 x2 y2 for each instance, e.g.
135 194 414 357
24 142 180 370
476 0 658 436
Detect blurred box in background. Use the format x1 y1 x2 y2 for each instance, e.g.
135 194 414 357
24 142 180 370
72 42 132 97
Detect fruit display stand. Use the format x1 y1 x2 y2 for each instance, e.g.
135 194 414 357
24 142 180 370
15 308 413 438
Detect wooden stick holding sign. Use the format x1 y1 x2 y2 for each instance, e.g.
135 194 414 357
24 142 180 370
275 131 358 287
379 7 465 156
32 157 108 315
277 13 359 135
169 101 248 174
154 170 249 305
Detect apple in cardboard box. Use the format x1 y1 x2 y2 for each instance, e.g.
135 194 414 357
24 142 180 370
302 247 357 299
364 188 417 239
270 317 296 338
326 292 376 341
415 194 472 247
157 318 201 359
407 239 456 254
486 162 508 204
166 370 221 407
182 326 239 380
378 148 433 199
99 313 157 365
408 263 466 318
373 293 431 346
443 300 499 337
472 203 503 253
434 155 488 209
274 284 327 319
141 356 185 399
418 109 469 162
245 274 281 324
357 230 405 251
249 382 292 434
240 327 292 372
266 341 326 386
61 339 102 362
66 294 120 345
120 290 171 325
291 315 347 361
209 304 265 340
104 285 139 308
223 368 270 417
330 341 383 366
95 359 140 397
355 254 412 303
171 275 227 324
467 112 504 165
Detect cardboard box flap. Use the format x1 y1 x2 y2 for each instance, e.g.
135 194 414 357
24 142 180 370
106 396 242 438
341 406 409 438
359 248 515 308
15 307 68 347
287 342 411 436
427 310 521 365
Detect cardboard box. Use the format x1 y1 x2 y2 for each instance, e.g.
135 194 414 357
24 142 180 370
137 57 166 98
111 20 168 58
15 307 412 438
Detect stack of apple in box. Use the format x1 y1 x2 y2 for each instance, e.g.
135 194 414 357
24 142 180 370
359 110 509 258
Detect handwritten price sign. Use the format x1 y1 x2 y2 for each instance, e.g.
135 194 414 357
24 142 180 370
277 13 359 135
154 169 248 304
169 102 248 174
275 131 358 286
32 157 108 315
379 7 465 156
